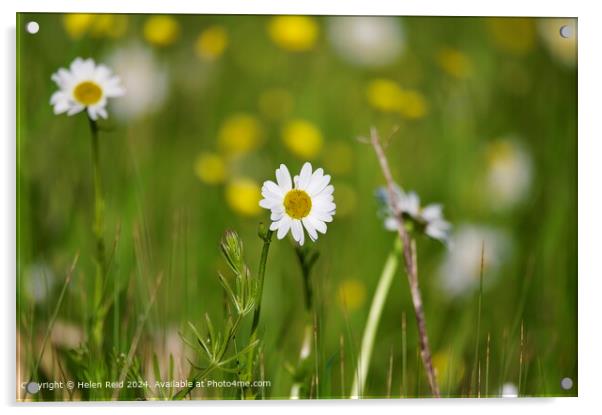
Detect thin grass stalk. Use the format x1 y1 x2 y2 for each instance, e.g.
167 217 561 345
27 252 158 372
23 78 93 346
29 253 79 387
112 272 163 400
386 346 394 398
471 243 485 396
350 238 400 398
518 321 524 396
401 312 407 397
485 333 491 397
339 334 345 397
368 128 440 397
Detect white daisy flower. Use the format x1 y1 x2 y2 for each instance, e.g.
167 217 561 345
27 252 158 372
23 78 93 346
50 57 125 120
259 162 336 246
438 224 512 298
107 44 169 121
328 17 405 68
377 184 451 244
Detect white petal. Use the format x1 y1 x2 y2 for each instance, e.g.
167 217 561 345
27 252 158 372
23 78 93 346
277 217 292 239
269 221 280 231
259 198 281 210
88 107 99 120
271 210 284 221
384 216 398 231
422 204 443 222
291 219 303 243
311 210 334 222
262 180 284 199
302 218 318 241
321 184 334 196
313 199 336 214
306 216 327 234
402 191 420 217
276 164 293 191
426 224 449 242
66 104 84 116
297 162 313 190
307 174 331 197
97 106 108 119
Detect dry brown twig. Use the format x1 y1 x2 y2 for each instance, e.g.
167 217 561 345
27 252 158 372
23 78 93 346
366 127 440 397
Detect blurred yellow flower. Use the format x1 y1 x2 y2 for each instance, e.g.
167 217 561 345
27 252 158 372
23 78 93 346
323 141 353 175
282 119 324 159
433 350 465 388
89 15 128 38
486 18 536 56
195 25 228 61
218 113 263 156
366 79 403 112
63 14 95 39
258 88 294 120
268 16 319 52
63 14 128 39
366 79 428 119
225 178 262 217
143 16 180 47
436 48 473 79
194 152 227 185
337 279 366 312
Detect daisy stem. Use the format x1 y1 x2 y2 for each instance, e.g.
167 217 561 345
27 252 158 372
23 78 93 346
289 245 320 398
350 237 401 398
368 127 440 397
88 116 107 346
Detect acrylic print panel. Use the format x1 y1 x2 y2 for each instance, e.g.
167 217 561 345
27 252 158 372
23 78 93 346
16 13 577 401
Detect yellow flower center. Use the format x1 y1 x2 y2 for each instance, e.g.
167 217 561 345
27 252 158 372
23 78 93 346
284 189 312 219
73 81 102 105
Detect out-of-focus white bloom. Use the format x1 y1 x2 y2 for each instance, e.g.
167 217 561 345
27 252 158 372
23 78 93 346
108 44 169 121
438 224 511 298
23 262 55 304
501 382 519 398
328 17 405 68
377 184 451 244
537 18 577 68
50 57 125 120
485 138 533 211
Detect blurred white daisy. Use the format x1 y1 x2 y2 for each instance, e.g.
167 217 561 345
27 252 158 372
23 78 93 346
485 138 533 211
501 382 518 398
23 262 55 304
438 224 511 298
377 184 451 244
50 57 125 120
328 17 405 68
259 162 336 246
108 44 169 121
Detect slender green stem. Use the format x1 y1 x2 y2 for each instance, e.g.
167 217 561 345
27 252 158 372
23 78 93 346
289 245 320 399
350 238 401 398
239 228 273 399
88 116 107 350
250 228 274 337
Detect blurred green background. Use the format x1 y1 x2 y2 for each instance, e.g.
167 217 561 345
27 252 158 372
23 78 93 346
17 14 577 400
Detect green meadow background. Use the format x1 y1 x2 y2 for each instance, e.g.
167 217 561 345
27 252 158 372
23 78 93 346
17 14 577 400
